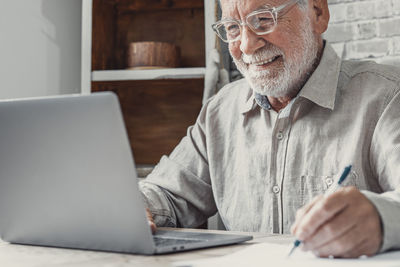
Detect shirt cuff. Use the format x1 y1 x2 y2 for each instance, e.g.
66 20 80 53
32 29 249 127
139 181 177 227
362 190 400 252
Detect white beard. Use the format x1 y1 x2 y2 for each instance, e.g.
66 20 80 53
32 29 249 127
233 16 319 97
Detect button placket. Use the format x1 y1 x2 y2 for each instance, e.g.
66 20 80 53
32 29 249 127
271 116 289 234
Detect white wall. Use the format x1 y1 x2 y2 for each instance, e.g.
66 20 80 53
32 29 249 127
0 0 82 99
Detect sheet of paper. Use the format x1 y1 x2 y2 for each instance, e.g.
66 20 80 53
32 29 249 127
173 243 400 267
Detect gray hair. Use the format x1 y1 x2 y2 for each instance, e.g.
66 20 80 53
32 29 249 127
217 0 309 11
297 0 309 10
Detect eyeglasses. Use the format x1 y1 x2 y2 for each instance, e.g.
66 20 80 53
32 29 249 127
212 0 300 43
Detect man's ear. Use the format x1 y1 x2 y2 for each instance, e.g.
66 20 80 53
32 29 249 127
310 0 330 34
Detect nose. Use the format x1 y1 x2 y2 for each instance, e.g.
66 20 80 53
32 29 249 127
239 27 266 56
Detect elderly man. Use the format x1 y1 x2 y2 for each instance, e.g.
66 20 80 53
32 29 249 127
140 0 400 258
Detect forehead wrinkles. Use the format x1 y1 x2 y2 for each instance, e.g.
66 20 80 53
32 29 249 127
221 0 283 19
220 0 242 20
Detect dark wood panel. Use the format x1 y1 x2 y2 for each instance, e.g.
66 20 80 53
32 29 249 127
115 0 204 12
92 0 205 70
92 0 117 70
92 79 204 164
115 8 205 69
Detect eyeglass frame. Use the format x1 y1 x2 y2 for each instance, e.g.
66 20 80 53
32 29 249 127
212 0 301 43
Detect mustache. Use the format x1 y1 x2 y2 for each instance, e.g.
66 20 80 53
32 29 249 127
241 45 283 64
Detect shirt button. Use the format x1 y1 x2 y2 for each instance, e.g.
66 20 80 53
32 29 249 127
276 131 284 140
272 185 280 194
326 177 333 187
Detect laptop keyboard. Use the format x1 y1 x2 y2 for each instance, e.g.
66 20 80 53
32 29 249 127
153 236 203 247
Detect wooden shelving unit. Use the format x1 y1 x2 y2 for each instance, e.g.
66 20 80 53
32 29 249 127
92 68 206 81
81 0 216 164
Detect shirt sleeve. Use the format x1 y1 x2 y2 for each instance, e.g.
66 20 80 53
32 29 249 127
361 190 400 252
367 88 400 252
138 98 217 228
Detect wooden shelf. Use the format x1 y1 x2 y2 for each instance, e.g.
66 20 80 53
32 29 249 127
92 0 205 70
92 68 206 81
87 0 216 164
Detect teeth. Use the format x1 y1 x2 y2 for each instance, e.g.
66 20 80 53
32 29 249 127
254 56 277 66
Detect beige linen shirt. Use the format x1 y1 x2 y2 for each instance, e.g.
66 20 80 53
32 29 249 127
139 43 400 252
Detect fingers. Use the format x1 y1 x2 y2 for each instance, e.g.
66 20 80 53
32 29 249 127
340 232 381 258
292 187 383 258
291 195 323 234
311 221 379 258
340 238 373 258
302 204 357 250
293 190 349 241
146 208 157 234
311 223 360 257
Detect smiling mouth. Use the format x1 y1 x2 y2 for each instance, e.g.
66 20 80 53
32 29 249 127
251 55 281 67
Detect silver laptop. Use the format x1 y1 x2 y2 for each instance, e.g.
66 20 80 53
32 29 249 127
0 92 252 254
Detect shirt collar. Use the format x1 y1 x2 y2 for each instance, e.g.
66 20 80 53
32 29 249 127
298 42 342 110
239 83 257 114
239 89 273 114
240 41 342 114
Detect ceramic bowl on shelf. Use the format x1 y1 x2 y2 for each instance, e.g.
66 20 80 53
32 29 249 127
126 41 181 70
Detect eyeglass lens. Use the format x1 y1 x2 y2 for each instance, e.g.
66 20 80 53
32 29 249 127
216 10 276 42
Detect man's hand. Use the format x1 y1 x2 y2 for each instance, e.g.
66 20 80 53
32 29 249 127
146 208 157 234
291 186 382 258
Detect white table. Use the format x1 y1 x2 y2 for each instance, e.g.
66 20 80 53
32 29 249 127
0 228 294 266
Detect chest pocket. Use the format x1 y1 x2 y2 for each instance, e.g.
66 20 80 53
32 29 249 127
324 170 359 192
287 170 359 208
283 170 359 233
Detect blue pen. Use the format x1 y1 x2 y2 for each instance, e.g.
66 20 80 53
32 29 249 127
287 165 353 257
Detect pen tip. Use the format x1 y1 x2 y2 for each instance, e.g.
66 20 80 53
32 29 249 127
287 246 296 257
287 240 301 257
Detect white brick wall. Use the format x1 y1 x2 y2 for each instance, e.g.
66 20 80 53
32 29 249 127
325 0 400 66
